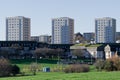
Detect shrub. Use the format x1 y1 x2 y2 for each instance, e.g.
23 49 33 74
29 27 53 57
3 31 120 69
111 57 120 70
11 65 20 76
0 58 12 77
104 60 117 71
64 64 89 73
104 57 120 71
52 65 64 72
94 57 120 72
94 59 105 71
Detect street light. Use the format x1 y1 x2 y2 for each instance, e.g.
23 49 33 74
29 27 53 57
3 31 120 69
35 47 38 64
35 53 37 64
91 55 92 64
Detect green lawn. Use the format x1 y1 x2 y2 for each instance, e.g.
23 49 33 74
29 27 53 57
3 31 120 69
1 71 120 80
1 59 120 80
10 59 61 73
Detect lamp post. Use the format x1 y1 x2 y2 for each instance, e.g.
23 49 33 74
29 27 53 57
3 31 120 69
35 47 38 64
91 55 92 64
36 53 37 64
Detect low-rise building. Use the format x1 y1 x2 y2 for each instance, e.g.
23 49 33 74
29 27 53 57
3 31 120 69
31 35 51 43
70 43 120 59
31 36 39 42
83 32 95 43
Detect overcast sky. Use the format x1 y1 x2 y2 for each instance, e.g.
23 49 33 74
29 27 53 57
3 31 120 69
0 0 120 40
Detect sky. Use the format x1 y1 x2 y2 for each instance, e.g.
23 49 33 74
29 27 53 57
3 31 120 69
0 0 120 40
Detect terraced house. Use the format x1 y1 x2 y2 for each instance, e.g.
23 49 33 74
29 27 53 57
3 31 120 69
70 43 120 60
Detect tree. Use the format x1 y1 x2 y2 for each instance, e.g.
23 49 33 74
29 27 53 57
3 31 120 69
45 48 55 59
35 48 48 59
55 48 64 63
0 58 12 77
0 58 21 77
29 63 38 75
72 49 84 59
35 48 64 60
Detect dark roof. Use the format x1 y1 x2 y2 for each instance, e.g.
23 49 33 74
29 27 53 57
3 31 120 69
97 43 120 51
75 32 83 37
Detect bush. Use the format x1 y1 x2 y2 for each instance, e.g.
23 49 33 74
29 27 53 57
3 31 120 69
11 65 20 76
0 58 12 77
94 59 105 71
111 57 120 70
64 64 89 73
94 57 120 72
104 60 116 71
104 57 120 71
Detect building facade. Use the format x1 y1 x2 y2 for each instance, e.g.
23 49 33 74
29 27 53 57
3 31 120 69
95 17 116 43
31 36 39 42
74 32 84 43
0 41 72 59
70 43 120 60
6 16 31 41
31 35 51 43
39 35 50 43
52 17 74 44
83 32 95 43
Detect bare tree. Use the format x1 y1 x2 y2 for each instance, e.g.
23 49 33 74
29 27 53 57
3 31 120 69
35 48 49 59
35 48 64 60
56 48 64 56
46 48 64 59
29 63 38 75
72 49 84 59
46 48 55 59
0 58 12 77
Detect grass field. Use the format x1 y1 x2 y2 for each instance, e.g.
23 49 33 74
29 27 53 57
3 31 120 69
1 71 120 80
1 59 120 80
10 59 60 73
